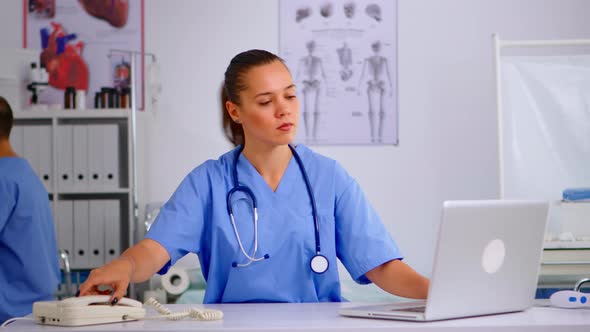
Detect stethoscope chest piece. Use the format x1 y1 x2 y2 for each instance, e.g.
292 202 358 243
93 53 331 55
310 254 329 274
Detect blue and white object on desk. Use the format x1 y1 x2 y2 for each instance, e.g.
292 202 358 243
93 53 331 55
563 188 590 201
550 290 590 308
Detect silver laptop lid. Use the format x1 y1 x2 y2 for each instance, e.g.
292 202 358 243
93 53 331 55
424 200 549 320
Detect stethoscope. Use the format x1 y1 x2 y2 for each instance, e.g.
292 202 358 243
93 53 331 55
226 144 329 274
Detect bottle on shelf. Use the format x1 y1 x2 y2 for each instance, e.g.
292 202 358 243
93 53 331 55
76 90 86 110
64 87 76 109
94 91 101 109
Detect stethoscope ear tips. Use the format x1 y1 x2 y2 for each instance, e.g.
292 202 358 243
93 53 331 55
232 255 269 268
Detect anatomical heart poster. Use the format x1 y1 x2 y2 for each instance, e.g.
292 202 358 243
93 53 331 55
24 0 144 109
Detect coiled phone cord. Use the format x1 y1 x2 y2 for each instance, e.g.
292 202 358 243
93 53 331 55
126 297 223 321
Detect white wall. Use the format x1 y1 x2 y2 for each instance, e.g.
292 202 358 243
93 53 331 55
2 0 590 277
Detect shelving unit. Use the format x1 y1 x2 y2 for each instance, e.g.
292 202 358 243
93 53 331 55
12 108 136 297
540 246 590 289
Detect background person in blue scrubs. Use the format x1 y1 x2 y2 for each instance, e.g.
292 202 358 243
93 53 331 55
78 50 429 304
0 96 60 324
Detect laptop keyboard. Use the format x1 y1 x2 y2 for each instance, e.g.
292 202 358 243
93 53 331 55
395 306 426 313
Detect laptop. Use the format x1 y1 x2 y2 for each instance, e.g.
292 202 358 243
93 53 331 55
339 200 549 321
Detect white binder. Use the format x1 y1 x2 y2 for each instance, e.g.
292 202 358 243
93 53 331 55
38 125 52 192
57 125 74 191
102 124 119 188
56 200 75 264
73 200 90 269
88 200 105 267
87 124 104 189
22 125 41 179
72 125 89 190
10 125 24 156
103 199 120 264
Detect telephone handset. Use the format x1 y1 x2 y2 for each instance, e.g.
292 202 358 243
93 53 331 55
58 295 143 308
33 295 223 327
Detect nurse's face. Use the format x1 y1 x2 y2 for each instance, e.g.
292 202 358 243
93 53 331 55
231 60 299 148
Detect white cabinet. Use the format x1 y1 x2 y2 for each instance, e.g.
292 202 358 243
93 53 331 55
13 109 136 291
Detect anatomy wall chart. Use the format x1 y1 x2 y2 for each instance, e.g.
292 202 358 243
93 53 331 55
280 0 398 145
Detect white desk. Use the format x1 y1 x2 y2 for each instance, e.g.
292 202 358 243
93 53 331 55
5 302 590 332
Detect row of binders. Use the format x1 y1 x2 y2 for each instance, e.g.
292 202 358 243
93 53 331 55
11 123 122 192
57 124 121 191
55 200 121 269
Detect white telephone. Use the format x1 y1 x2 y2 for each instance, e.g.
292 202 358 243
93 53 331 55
33 295 145 326
33 295 223 327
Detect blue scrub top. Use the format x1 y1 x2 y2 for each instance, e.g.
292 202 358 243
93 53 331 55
0 157 60 323
146 145 402 303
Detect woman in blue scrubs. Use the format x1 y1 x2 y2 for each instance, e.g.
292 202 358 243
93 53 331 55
79 50 429 304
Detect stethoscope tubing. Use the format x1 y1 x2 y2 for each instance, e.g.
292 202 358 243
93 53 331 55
226 145 325 272
289 145 321 255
